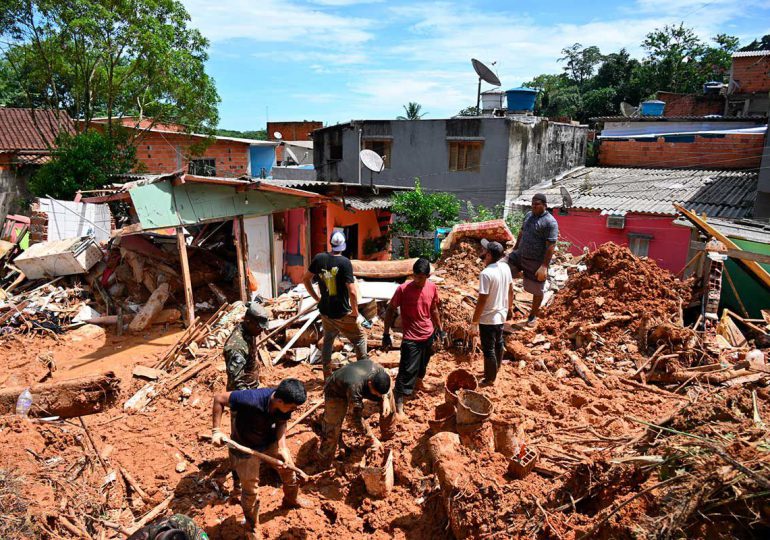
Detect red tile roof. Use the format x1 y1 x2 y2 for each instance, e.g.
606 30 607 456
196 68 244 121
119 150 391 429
0 108 75 152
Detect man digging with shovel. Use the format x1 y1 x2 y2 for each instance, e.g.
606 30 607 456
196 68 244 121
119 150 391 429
211 378 312 540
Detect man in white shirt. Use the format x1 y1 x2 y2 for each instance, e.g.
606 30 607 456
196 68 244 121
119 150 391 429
471 239 514 385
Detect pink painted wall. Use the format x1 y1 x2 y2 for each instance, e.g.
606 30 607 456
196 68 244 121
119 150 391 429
552 209 692 273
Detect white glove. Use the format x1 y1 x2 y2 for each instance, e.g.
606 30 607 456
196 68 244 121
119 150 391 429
211 428 226 446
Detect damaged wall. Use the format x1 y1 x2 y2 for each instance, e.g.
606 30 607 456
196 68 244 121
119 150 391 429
504 119 587 216
0 159 35 223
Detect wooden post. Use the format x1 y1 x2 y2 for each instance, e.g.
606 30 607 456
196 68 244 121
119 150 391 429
176 227 195 327
233 217 248 302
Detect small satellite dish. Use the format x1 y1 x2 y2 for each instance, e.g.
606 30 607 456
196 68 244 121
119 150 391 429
360 149 384 173
273 131 283 140
560 187 573 209
472 59 501 86
284 145 300 164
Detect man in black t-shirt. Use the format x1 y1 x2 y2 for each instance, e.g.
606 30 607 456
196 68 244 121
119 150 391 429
303 231 367 380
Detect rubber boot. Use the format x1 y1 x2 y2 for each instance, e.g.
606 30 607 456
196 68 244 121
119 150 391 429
282 485 313 509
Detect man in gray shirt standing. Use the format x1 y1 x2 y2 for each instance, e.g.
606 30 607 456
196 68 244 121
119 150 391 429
507 193 559 327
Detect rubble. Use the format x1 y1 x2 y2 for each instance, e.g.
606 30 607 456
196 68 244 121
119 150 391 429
0 239 768 539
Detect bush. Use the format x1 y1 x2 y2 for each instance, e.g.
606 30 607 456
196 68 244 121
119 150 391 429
465 201 526 238
29 128 137 200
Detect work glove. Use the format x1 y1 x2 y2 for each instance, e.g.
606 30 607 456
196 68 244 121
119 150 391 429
211 428 226 446
381 333 393 349
437 329 447 342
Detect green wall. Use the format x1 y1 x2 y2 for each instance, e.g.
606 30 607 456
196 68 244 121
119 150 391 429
720 237 770 319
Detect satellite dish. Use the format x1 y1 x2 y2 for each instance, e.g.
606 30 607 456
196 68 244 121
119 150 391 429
284 145 300 164
471 59 501 116
273 131 283 140
472 59 501 86
620 102 639 118
560 187 573 209
360 149 384 173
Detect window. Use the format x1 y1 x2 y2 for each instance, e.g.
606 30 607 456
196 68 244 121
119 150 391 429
188 158 216 176
448 141 482 172
363 139 392 168
628 233 653 257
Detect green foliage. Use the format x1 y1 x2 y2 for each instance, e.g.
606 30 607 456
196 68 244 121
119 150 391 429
0 0 219 132
0 59 24 106
216 129 267 140
397 102 427 120
391 179 459 235
29 128 137 200
457 105 479 116
740 34 770 51
523 26 746 123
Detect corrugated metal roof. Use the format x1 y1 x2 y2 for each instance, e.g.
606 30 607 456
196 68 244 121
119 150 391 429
342 195 393 210
262 178 411 191
0 108 75 151
732 50 770 58
516 167 757 219
591 115 767 122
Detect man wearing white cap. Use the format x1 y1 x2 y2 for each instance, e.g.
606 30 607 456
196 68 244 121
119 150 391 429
303 231 367 380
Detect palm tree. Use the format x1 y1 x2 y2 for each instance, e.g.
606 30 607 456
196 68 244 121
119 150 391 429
397 102 427 120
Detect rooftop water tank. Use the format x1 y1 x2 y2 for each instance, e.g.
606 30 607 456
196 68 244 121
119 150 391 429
640 100 665 116
505 87 538 112
481 90 505 112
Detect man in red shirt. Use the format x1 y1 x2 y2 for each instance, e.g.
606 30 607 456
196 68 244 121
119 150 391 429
382 258 445 417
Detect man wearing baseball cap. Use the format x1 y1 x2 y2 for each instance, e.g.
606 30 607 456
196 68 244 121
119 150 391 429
506 193 558 327
303 231 367 380
471 239 514 385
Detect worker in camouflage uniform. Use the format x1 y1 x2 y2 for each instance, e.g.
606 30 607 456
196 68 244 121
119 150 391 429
224 302 270 391
127 514 208 540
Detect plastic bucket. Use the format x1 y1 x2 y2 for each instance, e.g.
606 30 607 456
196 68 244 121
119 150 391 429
456 390 494 428
428 402 457 434
361 448 394 498
444 369 478 405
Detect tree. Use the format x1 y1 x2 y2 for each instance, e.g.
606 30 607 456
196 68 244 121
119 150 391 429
739 34 770 51
390 179 459 260
29 128 138 200
559 43 603 89
397 102 427 120
637 24 706 94
700 34 740 82
0 58 24 106
0 0 219 135
457 105 479 116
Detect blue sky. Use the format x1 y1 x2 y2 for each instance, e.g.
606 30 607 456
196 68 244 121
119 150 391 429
179 0 770 131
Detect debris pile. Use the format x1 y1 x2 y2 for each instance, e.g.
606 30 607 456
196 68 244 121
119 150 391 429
0 281 90 335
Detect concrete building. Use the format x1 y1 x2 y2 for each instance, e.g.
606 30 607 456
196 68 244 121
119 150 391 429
312 116 587 217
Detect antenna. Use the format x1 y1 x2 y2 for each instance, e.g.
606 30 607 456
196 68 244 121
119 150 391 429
359 149 384 191
273 131 283 140
620 102 639 118
560 187 573 209
471 58 501 115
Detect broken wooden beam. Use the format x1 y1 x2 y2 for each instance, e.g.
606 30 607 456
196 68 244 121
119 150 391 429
0 372 120 418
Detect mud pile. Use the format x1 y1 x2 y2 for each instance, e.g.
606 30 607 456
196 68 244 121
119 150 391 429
436 238 485 285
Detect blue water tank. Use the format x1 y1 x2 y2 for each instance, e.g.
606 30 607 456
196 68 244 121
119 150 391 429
505 87 538 112
640 100 665 116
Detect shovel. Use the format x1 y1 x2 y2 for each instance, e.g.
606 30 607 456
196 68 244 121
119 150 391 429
201 433 310 481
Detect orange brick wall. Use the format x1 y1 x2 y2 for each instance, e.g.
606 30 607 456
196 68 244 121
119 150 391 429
267 121 322 141
656 91 724 116
599 134 765 169
731 56 770 94
133 131 251 176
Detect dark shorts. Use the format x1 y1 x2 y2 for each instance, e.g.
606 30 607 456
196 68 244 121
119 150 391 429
507 251 546 296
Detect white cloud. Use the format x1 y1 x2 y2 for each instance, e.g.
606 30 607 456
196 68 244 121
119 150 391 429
308 0 383 5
